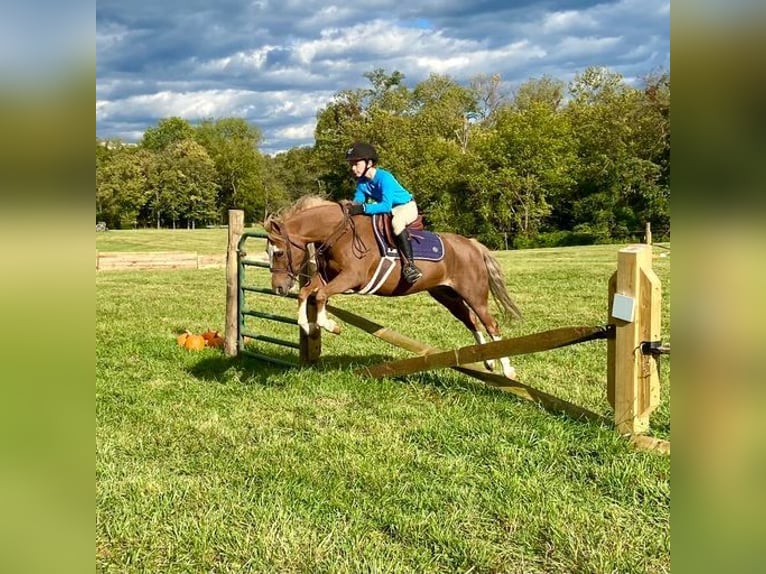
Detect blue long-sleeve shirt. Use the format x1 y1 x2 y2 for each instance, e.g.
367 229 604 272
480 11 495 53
353 168 413 215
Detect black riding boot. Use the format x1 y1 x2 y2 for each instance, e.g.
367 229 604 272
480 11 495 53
394 231 422 284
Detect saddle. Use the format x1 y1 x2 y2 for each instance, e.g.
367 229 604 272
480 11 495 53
373 213 424 249
353 212 444 295
370 214 444 262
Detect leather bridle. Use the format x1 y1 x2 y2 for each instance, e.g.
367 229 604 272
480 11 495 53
268 203 369 281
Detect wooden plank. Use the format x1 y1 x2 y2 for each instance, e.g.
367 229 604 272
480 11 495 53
358 325 610 379
452 365 608 424
639 260 662 419
328 304 667 454
607 271 617 408
326 304 434 355
327 305 608 424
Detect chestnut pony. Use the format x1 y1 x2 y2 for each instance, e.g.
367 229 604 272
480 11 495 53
264 196 522 378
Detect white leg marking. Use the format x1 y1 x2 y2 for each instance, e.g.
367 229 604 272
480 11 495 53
474 331 495 371
492 334 517 379
317 306 340 334
297 298 311 335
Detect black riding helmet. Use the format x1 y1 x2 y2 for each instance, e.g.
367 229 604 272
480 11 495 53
345 142 378 163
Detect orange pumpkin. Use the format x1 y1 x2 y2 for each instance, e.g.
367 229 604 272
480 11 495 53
202 329 219 342
176 331 191 347
184 334 206 351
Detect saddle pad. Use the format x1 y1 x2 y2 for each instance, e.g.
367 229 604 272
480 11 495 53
371 215 445 262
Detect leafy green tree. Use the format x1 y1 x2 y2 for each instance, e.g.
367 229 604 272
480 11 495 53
465 99 578 247
170 140 219 228
513 75 565 112
194 117 266 222
314 88 370 199
141 117 194 152
96 144 154 229
469 73 508 123
265 147 321 205
145 140 218 228
97 65 669 242
564 67 669 240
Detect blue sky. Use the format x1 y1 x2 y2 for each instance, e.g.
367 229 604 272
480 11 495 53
96 0 669 155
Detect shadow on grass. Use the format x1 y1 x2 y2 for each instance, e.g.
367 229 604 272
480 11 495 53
187 350 398 386
187 350 624 440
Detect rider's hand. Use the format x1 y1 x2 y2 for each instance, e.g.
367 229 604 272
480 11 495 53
348 202 365 216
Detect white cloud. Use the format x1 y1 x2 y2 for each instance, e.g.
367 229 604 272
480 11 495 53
96 1 669 154
553 35 622 58
275 122 316 140
542 10 598 33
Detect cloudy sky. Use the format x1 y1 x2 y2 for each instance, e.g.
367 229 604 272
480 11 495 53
96 0 669 155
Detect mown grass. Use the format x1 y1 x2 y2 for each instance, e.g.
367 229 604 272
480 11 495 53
96 239 670 573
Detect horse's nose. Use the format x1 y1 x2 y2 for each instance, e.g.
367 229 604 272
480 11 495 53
274 285 285 296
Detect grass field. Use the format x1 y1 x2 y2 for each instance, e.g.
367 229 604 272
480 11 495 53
96 231 670 573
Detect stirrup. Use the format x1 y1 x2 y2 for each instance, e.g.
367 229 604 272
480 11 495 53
402 263 422 284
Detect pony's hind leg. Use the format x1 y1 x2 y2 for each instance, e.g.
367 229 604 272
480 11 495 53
449 279 517 379
428 286 480 333
428 287 500 371
470 303 517 380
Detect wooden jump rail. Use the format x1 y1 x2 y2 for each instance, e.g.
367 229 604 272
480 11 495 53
224 209 669 453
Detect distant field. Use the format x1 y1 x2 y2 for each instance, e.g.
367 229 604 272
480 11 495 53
96 233 670 573
95 227 669 257
96 226 263 255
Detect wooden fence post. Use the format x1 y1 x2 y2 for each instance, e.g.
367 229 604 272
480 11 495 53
299 244 321 364
608 244 661 435
224 209 244 357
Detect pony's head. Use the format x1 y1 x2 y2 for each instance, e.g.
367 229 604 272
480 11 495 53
262 195 340 295
263 217 297 296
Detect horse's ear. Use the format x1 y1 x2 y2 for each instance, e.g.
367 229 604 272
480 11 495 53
263 213 275 233
264 217 281 236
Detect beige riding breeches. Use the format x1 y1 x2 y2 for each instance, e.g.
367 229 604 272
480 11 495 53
391 201 418 235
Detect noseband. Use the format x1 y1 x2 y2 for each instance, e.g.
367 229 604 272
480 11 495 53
268 229 309 282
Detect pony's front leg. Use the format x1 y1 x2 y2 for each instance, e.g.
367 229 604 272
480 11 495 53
313 273 361 335
316 302 340 334
296 275 323 335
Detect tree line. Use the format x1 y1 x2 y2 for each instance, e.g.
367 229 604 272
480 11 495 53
96 66 669 249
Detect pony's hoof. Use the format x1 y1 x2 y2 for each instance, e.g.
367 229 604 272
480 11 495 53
320 320 341 335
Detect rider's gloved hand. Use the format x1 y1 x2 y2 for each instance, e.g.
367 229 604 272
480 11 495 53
348 202 365 216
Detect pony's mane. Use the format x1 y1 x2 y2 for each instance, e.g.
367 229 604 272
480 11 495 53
264 195 336 232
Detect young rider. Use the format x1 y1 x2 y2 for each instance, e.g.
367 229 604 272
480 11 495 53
345 142 423 284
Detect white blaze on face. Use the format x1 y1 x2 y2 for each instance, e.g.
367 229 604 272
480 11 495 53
267 240 283 269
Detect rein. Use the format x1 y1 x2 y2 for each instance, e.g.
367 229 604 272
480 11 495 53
314 203 368 260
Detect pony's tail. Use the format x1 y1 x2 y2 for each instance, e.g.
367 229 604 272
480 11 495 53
472 239 522 321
